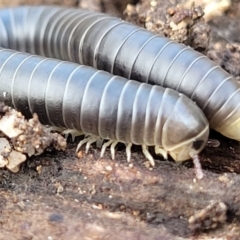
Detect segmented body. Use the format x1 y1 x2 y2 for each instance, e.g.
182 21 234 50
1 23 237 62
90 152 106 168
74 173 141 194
0 5 237 140
0 48 209 164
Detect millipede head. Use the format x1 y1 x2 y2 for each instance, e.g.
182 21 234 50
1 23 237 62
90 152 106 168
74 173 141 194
159 94 210 162
166 125 209 162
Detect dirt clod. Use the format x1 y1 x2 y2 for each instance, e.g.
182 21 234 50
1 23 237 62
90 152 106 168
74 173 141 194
188 202 227 231
0 104 66 172
163 5 211 51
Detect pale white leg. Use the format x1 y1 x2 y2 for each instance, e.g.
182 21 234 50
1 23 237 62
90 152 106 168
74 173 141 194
207 139 220 148
110 141 118 160
142 145 155 167
76 135 97 153
46 126 65 132
85 136 100 153
100 140 114 158
76 137 89 153
155 146 168 159
126 143 132 162
63 129 83 141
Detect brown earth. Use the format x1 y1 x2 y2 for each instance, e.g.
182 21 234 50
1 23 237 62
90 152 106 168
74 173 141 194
0 0 240 239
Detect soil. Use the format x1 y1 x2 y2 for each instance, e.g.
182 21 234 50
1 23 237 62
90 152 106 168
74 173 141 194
0 0 240 239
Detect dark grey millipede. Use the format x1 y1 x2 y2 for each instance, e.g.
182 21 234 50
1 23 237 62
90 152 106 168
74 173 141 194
0 48 209 166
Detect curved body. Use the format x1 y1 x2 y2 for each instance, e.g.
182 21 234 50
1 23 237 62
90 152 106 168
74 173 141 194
0 48 209 162
0 5 237 140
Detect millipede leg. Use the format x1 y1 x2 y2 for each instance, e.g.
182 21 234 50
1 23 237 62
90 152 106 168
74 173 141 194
100 140 114 157
85 136 100 153
76 135 99 153
142 145 155 167
126 143 133 162
46 126 65 132
154 146 168 159
63 129 83 141
207 139 220 148
110 141 118 159
76 137 90 153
